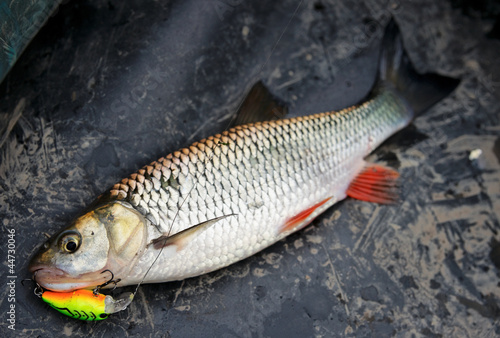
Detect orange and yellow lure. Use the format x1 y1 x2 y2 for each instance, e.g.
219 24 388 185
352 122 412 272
40 289 134 321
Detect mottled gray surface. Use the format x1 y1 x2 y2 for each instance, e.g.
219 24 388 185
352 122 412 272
1 0 500 337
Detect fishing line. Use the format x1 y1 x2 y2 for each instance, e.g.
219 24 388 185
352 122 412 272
131 0 304 299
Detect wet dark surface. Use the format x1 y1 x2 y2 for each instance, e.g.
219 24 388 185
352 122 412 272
1 0 500 337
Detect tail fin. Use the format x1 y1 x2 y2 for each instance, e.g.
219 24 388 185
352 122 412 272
378 19 460 116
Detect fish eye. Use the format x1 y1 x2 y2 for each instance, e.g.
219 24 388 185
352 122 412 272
58 230 82 253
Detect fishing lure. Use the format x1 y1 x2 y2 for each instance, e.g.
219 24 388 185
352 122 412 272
32 270 134 321
40 289 134 321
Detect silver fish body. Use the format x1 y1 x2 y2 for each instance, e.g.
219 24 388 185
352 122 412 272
113 88 411 286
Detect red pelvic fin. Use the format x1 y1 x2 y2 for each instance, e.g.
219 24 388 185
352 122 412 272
280 197 332 234
346 164 399 204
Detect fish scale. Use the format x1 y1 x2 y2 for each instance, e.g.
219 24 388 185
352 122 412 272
102 88 411 285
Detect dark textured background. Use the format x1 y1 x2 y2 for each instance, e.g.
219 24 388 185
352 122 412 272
1 0 500 337
0 0 63 84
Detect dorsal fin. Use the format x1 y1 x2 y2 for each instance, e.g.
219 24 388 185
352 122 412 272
230 81 288 127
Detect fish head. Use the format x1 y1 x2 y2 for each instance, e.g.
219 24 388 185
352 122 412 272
29 201 147 292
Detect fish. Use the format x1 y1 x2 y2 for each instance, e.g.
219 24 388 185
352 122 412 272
29 20 459 293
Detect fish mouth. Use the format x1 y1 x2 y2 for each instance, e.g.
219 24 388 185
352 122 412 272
30 266 101 292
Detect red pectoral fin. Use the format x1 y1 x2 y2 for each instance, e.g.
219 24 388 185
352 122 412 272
280 197 332 234
346 164 399 204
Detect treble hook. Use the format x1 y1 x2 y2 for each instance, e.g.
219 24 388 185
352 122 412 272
93 269 121 295
27 270 44 298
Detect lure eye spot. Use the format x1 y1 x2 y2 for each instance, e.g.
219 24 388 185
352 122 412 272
58 230 82 253
99 313 108 319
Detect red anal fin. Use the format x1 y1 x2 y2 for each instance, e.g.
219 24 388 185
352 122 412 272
280 198 332 234
347 164 399 204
